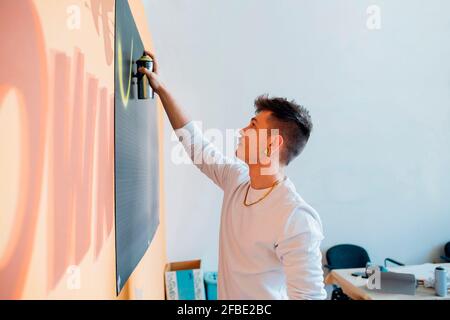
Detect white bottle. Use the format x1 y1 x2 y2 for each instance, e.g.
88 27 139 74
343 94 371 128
435 266 447 297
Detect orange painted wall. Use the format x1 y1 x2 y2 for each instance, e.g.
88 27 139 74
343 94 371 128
0 0 167 299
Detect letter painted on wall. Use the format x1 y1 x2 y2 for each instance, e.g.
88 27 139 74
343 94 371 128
0 0 115 298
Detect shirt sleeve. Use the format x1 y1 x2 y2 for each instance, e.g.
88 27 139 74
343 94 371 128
174 121 246 190
275 205 327 300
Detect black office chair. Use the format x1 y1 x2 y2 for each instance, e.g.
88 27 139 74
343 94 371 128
441 242 450 262
324 244 404 300
325 244 370 270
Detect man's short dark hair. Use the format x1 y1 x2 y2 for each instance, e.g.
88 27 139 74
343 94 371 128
254 94 313 165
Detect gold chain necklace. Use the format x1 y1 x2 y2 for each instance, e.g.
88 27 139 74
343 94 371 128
243 177 285 207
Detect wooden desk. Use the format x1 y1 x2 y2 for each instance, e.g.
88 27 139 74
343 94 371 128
324 263 450 300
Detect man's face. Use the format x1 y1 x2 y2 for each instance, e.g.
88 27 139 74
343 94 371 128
236 110 276 165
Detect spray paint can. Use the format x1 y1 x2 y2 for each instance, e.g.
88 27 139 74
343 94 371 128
435 266 447 297
136 51 154 99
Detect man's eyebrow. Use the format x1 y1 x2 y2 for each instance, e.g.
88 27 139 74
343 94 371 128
251 117 258 123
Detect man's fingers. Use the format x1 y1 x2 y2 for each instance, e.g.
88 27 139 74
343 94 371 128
138 67 151 76
143 50 155 59
143 50 158 73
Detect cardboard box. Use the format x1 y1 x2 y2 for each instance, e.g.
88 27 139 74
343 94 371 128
164 259 206 300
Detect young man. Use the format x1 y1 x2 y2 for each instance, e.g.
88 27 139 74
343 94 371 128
139 51 326 300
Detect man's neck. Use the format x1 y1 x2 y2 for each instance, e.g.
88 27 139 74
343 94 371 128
248 164 285 190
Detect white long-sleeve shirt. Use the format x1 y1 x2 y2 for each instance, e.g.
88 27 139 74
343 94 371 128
175 121 327 300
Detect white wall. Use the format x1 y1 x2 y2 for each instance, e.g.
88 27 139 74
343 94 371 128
144 0 450 271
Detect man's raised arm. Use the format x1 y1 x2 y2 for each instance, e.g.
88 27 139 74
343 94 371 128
139 51 244 190
138 50 189 130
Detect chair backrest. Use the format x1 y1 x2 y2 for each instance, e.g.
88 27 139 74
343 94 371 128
326 244 371 269
445 242 450 257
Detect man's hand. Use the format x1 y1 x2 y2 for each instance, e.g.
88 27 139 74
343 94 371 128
138 50 164 94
